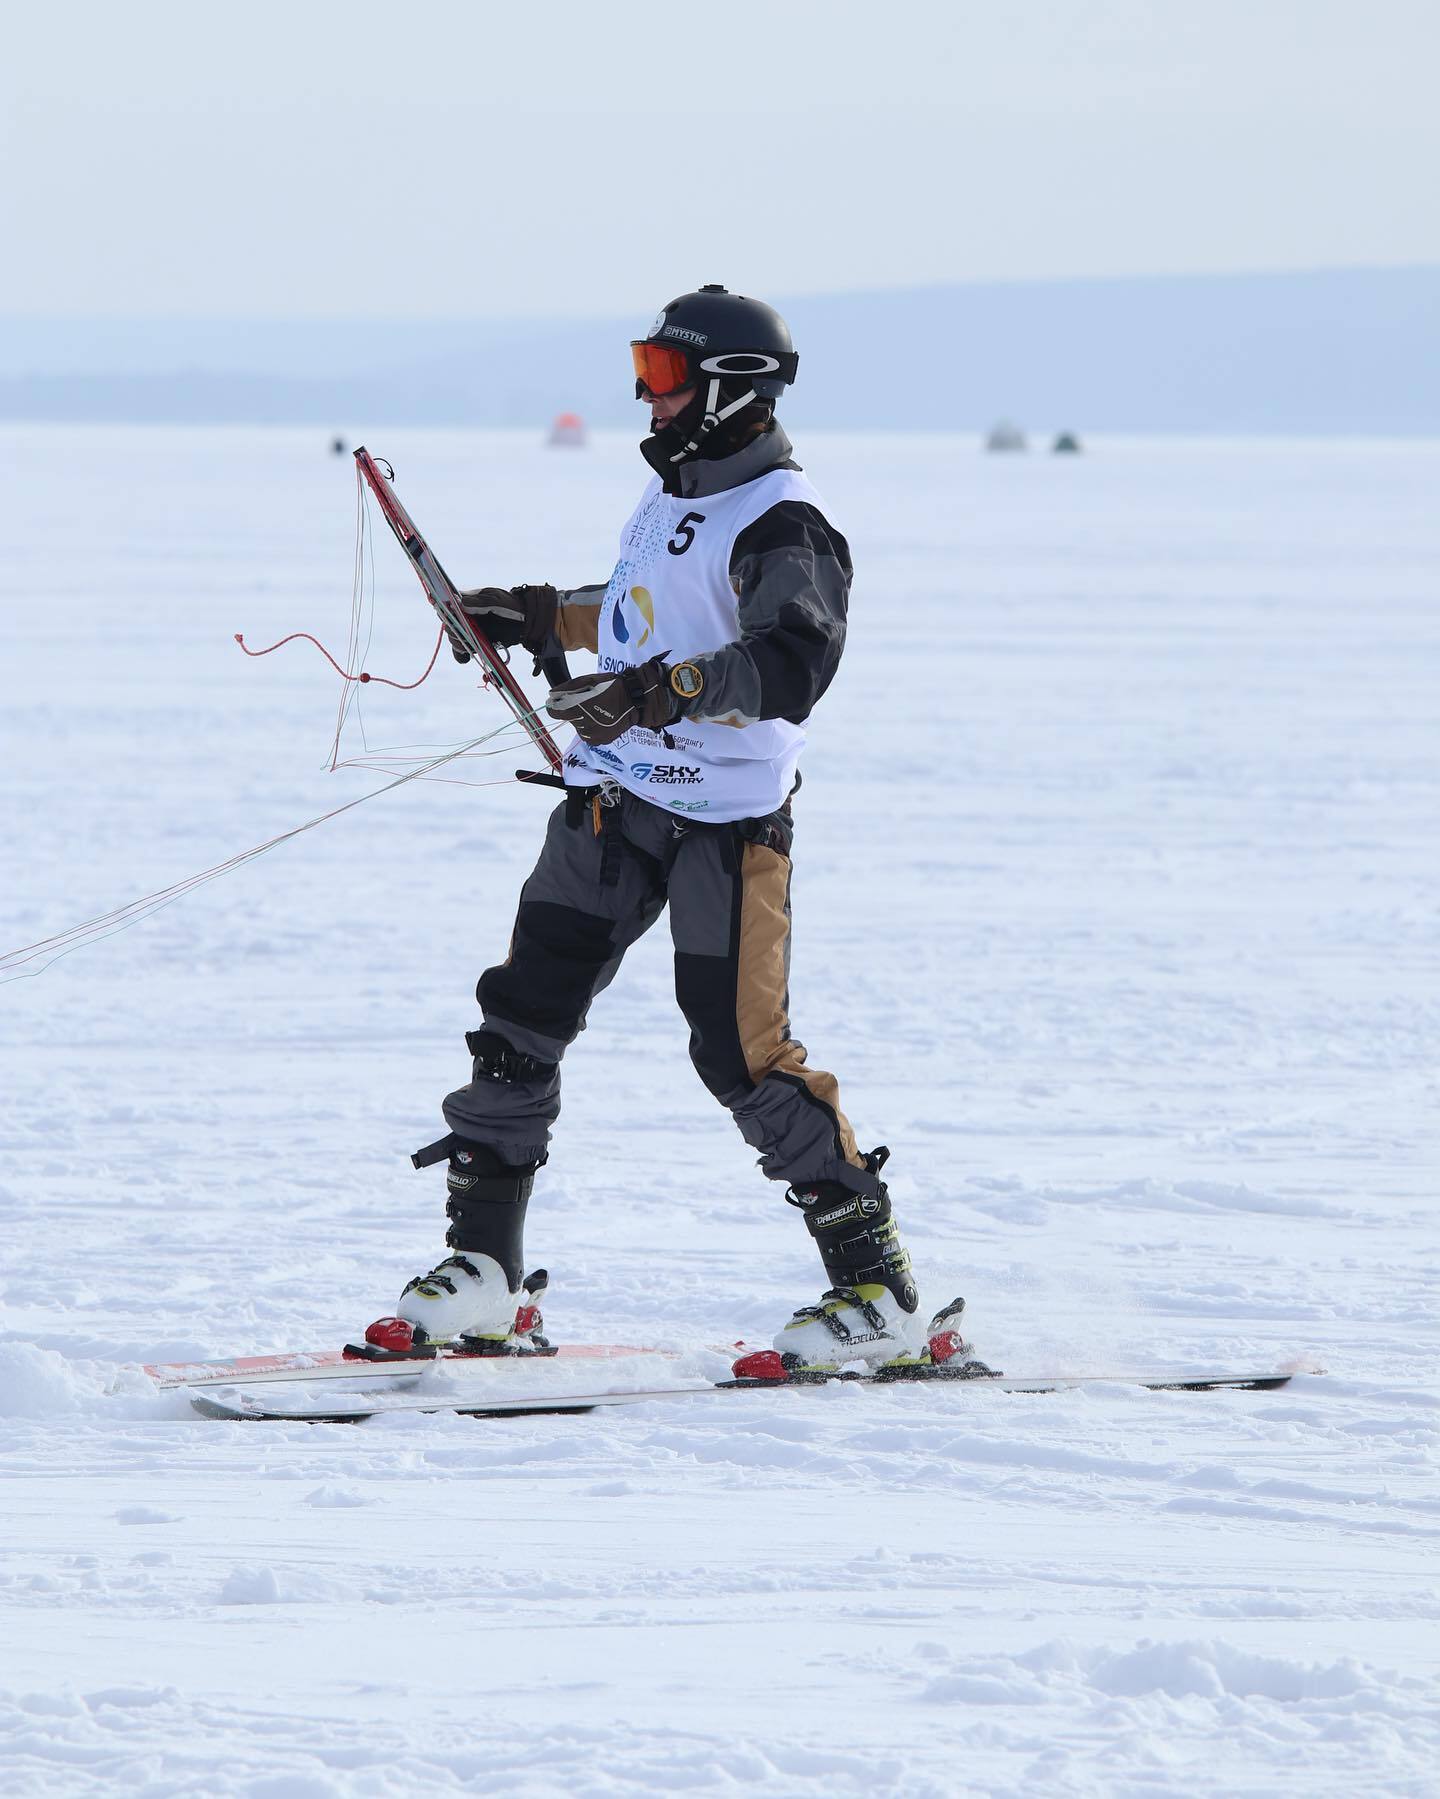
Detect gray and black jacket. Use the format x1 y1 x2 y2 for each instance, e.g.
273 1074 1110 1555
547 425 852 730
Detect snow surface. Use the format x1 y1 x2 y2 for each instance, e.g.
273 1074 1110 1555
1 424 1438 1795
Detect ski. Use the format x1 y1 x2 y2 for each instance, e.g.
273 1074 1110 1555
145 1341 671 1392
191 1383 710 1422
188 1366 1311 1423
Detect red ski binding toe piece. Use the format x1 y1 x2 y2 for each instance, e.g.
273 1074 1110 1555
927 1329 967 1366
366 1316 417 1354
342 1316 440 1361
731 1348 790 1381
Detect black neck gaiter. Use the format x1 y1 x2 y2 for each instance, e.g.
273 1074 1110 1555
640 391 776 491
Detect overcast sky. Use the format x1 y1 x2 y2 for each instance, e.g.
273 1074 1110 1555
4 0 1438 321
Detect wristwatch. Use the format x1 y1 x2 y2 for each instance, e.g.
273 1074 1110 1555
668 661 705 708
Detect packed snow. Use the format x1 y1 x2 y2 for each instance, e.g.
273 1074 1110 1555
1 424 1437 1795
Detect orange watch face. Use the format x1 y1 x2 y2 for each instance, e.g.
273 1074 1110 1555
669 661 704 700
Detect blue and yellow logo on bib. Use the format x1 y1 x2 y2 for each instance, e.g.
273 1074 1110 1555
612 584 655 650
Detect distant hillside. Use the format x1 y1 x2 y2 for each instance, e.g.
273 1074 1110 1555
2 267 1437 434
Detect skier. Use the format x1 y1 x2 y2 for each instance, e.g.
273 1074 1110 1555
362 286 968 1377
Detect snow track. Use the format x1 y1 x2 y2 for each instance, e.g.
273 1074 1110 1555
2 426 1437 1794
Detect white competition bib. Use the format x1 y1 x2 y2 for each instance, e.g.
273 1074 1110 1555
563 467 827 824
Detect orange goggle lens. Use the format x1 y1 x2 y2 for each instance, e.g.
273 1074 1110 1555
631 341 694 397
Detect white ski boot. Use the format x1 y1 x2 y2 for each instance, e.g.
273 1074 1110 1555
352 1129 551 1360
774 1284 930 1370
729 1151 988 1380
734 1295 981 1381
398 1250 523 1344
356 1266 552 1360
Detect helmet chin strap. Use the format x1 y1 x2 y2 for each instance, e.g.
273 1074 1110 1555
667 376 758 464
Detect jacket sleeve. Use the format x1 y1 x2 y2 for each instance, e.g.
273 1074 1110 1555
677 501 853 727
547 584 606 654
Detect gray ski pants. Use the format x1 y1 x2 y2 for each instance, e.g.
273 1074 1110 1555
441 787 877 1196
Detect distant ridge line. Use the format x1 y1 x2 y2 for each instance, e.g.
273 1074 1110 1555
2 266 1437 435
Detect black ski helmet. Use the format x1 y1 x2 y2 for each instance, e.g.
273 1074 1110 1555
633 284 798 401
632 285 797 472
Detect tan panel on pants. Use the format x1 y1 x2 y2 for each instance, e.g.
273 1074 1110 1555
735 841 863 1170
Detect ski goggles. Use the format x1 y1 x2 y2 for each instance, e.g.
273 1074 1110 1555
630 340 695 397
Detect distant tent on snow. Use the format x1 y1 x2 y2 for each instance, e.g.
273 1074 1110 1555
548 412 587 447
985 420 1027 452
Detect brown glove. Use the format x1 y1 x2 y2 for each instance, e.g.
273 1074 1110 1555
544 657 677 745
447 584 557 663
